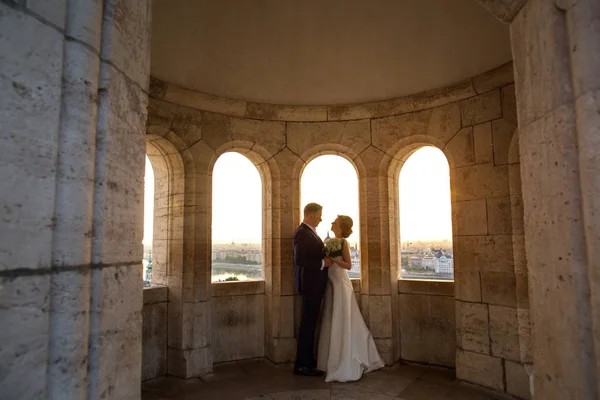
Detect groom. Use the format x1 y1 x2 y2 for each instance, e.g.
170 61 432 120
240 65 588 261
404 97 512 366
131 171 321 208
293 202 332 376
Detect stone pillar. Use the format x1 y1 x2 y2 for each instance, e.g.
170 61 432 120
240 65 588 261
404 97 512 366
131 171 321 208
511 0 599 398
357 146 396 364
0 1 151 399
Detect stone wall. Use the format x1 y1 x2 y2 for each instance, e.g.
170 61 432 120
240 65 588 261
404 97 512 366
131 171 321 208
211 282 266 363
143 286 168 381
398 281 455 367
146 61 530 398
0 1 151 399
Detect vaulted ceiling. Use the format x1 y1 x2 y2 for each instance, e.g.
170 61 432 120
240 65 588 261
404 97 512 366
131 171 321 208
151 0 511 105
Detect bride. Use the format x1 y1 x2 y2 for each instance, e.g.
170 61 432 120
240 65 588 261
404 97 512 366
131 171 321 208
317 215 385 382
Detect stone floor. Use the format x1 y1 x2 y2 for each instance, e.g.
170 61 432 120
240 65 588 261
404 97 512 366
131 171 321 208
142 360 514 400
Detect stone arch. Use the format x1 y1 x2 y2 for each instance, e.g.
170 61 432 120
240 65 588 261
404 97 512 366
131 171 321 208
293 144 367 274
145 134 186 288
387 135 455 283
208 146 275 284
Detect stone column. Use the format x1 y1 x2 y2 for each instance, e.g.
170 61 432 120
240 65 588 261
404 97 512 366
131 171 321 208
0 1 151 399
511 0 599 398
357 146 396 364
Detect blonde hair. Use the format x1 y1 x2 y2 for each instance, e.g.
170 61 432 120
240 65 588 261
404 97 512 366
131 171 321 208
337 215 353 238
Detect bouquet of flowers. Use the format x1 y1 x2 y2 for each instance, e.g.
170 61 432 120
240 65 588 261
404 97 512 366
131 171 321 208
323 237 344 258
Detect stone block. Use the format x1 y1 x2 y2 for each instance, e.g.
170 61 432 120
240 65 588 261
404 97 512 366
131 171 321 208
472 62 514 94
397 280 454 296
246 102 327 121
279 295 295 338
456 301 489 355
0 4 63 271
100 0 151 88
287 120 370 158
427 103 462 145
230 117 286 158
459 90 502 126
456 350 503 391
445 127 474 168
95 63 148 264
372 109 431 154
199 112 233 153
501 84 518 124
143 285 168 304
366 295 392 338
170 105 203 146
511 2 574 126
454 271 482 303
96 321 142 399
487 197 512 234
473 122 493 164
492 118 516 166
327 97 412 120
510 194 524 235
505 360 532 399
454 235 514 273
489 305 520 361
99 264 143 332
142 301 167 381
373 338 394 365
193 301 211 349
66 0 103 51
410 79 477 112
518 309 533 363
481 271 517 307
167 347 212 378
28 0 67 28
399 294 455 367
512 235 527 275
147 98 177 136
452 199 487 236
211 294 265 363
515 272 529 309
452 164 509 202
163 83 247 117
265 337 296 363
0 275 50 399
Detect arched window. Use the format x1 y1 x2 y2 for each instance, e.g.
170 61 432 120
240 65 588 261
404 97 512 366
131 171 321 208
300 155 361 277
399 147 453 280
143 155 155 286
212 152 263 282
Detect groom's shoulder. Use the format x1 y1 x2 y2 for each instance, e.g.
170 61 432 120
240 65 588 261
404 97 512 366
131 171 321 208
294 223 308 237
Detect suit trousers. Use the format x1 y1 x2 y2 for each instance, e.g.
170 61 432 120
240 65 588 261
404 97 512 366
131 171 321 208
295 290 325 369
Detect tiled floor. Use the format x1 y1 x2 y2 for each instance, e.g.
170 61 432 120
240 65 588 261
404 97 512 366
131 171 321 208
142 361 514 400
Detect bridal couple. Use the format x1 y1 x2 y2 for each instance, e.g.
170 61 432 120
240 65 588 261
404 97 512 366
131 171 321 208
293 203 384 382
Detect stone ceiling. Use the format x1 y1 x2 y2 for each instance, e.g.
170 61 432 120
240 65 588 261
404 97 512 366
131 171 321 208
151 0 511 105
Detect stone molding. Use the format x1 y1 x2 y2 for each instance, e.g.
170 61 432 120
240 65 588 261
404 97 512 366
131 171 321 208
149 63 513 122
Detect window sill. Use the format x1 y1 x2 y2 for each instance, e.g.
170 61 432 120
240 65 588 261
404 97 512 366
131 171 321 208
143 285 168 304
212 280 265 297
398 279 454 296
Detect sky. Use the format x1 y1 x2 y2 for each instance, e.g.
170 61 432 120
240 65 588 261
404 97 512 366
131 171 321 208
399 146 452 242
300 155 360 244
143 147 453 246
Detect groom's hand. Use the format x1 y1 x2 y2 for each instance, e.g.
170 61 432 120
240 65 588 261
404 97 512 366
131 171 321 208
324 257 333 268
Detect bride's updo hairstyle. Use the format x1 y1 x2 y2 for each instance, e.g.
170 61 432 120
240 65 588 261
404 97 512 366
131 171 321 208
337 215 353 238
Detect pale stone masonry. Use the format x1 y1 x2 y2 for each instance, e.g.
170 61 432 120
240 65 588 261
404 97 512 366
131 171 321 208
1 1 599 399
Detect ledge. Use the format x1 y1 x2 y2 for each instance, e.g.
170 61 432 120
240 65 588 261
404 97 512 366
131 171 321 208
350 278 361 293
398 279 454 296
148 62 513 122
212 280 266 297
143 285 168 304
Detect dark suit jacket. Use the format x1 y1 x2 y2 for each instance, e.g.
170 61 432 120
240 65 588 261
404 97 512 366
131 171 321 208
293 223 328 295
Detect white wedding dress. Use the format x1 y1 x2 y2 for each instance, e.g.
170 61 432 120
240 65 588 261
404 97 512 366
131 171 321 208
317 261 385 382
